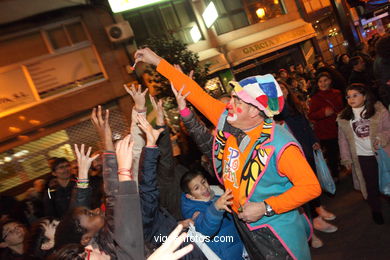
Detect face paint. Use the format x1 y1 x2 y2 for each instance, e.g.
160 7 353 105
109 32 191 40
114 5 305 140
227 113 238 122
236 107 242 113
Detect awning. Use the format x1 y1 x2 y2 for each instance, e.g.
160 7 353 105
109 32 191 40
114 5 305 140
198 48 230 74
226 19 316 66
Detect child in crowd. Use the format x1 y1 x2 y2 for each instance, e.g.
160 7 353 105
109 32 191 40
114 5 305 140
337 84 390 225
308 72 344 181
180 171 244 260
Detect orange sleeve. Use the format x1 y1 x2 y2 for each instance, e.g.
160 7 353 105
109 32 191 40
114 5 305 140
156 59 225 126
265 145 321 214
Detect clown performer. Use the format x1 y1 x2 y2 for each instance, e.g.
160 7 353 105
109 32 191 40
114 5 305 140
134 48 321 260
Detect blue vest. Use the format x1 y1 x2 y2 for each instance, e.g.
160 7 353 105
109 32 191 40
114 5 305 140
213 113 312 260
248 125 311 260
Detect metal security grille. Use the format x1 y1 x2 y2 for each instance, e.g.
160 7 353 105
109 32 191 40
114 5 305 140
0 105 129 193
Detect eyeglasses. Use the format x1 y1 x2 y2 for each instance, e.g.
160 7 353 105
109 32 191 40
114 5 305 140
2 224 23 240
345 93 363 99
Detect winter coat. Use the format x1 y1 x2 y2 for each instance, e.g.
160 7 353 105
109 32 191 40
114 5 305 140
337 102 390 198
181 194 243 260
308 88 344 140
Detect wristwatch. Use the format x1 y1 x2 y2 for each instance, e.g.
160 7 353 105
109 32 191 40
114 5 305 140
264 201 275 217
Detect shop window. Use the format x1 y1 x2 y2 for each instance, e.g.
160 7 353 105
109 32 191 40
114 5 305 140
302 0 331 14
66 22 89 44
47 26 71 49
206 0 249 35
123 0 201 45
244 0 287 24
0 18 106 113
0 32 49 67
0 106 129 193
204 77 226 98
312 15 347 64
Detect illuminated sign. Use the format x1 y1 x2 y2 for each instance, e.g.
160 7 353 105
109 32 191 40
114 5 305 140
108 0 166 13
202 2 218 28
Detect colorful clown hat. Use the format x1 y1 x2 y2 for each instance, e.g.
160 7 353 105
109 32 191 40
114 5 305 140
229 74 284 118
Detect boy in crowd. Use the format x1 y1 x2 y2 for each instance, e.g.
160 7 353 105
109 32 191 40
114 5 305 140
181 171 244 259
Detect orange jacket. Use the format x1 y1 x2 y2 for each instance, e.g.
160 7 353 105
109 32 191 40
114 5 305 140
157 60 321 213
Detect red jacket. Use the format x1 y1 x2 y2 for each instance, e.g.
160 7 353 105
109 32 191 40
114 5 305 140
308 89 344 140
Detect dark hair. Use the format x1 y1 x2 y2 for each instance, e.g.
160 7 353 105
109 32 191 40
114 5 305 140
54 209 87 250
0 219 17 242
51 157 69 172
278 81 306 116
311 72 333 96
26 217 58 258
375 34 390 59
47 243 85 260
339 54 349 64
349 56 363 67
286 77 298 86
180 171 205 194
339 84 376 120
55 207 117 259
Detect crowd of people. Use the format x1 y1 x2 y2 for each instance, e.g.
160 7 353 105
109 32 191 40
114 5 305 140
0 33 389 260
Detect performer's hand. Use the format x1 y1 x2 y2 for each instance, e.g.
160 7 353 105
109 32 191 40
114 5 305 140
238 201 266 223
134 48 162 67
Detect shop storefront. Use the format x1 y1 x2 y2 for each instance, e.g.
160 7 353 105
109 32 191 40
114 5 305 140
225 19 316 80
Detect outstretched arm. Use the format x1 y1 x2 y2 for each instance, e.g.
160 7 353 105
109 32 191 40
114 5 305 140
173 84 214 162
69 144 99 210
136 114 165 239
124 84 148 182
114 135 145 260
134 48 225 126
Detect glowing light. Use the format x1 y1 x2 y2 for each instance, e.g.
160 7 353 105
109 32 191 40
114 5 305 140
108 0 165 13
256 8 266 19
4 157 12 162
203 2 218 28
29 119 41 125
9 127 21 133
190 25 202 43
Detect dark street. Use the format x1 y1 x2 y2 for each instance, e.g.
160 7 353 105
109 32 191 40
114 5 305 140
311 175 390 260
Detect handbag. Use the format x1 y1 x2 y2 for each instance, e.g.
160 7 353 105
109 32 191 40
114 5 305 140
313 150 336 194
377 148 390 196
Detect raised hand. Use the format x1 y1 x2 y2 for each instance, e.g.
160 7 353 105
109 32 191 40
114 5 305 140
171 84 191 111
214 189 233 213
149 95 165 126
115 134 135 181
91 106 114 151
124 84 148 112
173 64 194 80
147 224 193 260
134 48 162 67
136 114 164 146
74 144 99 181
